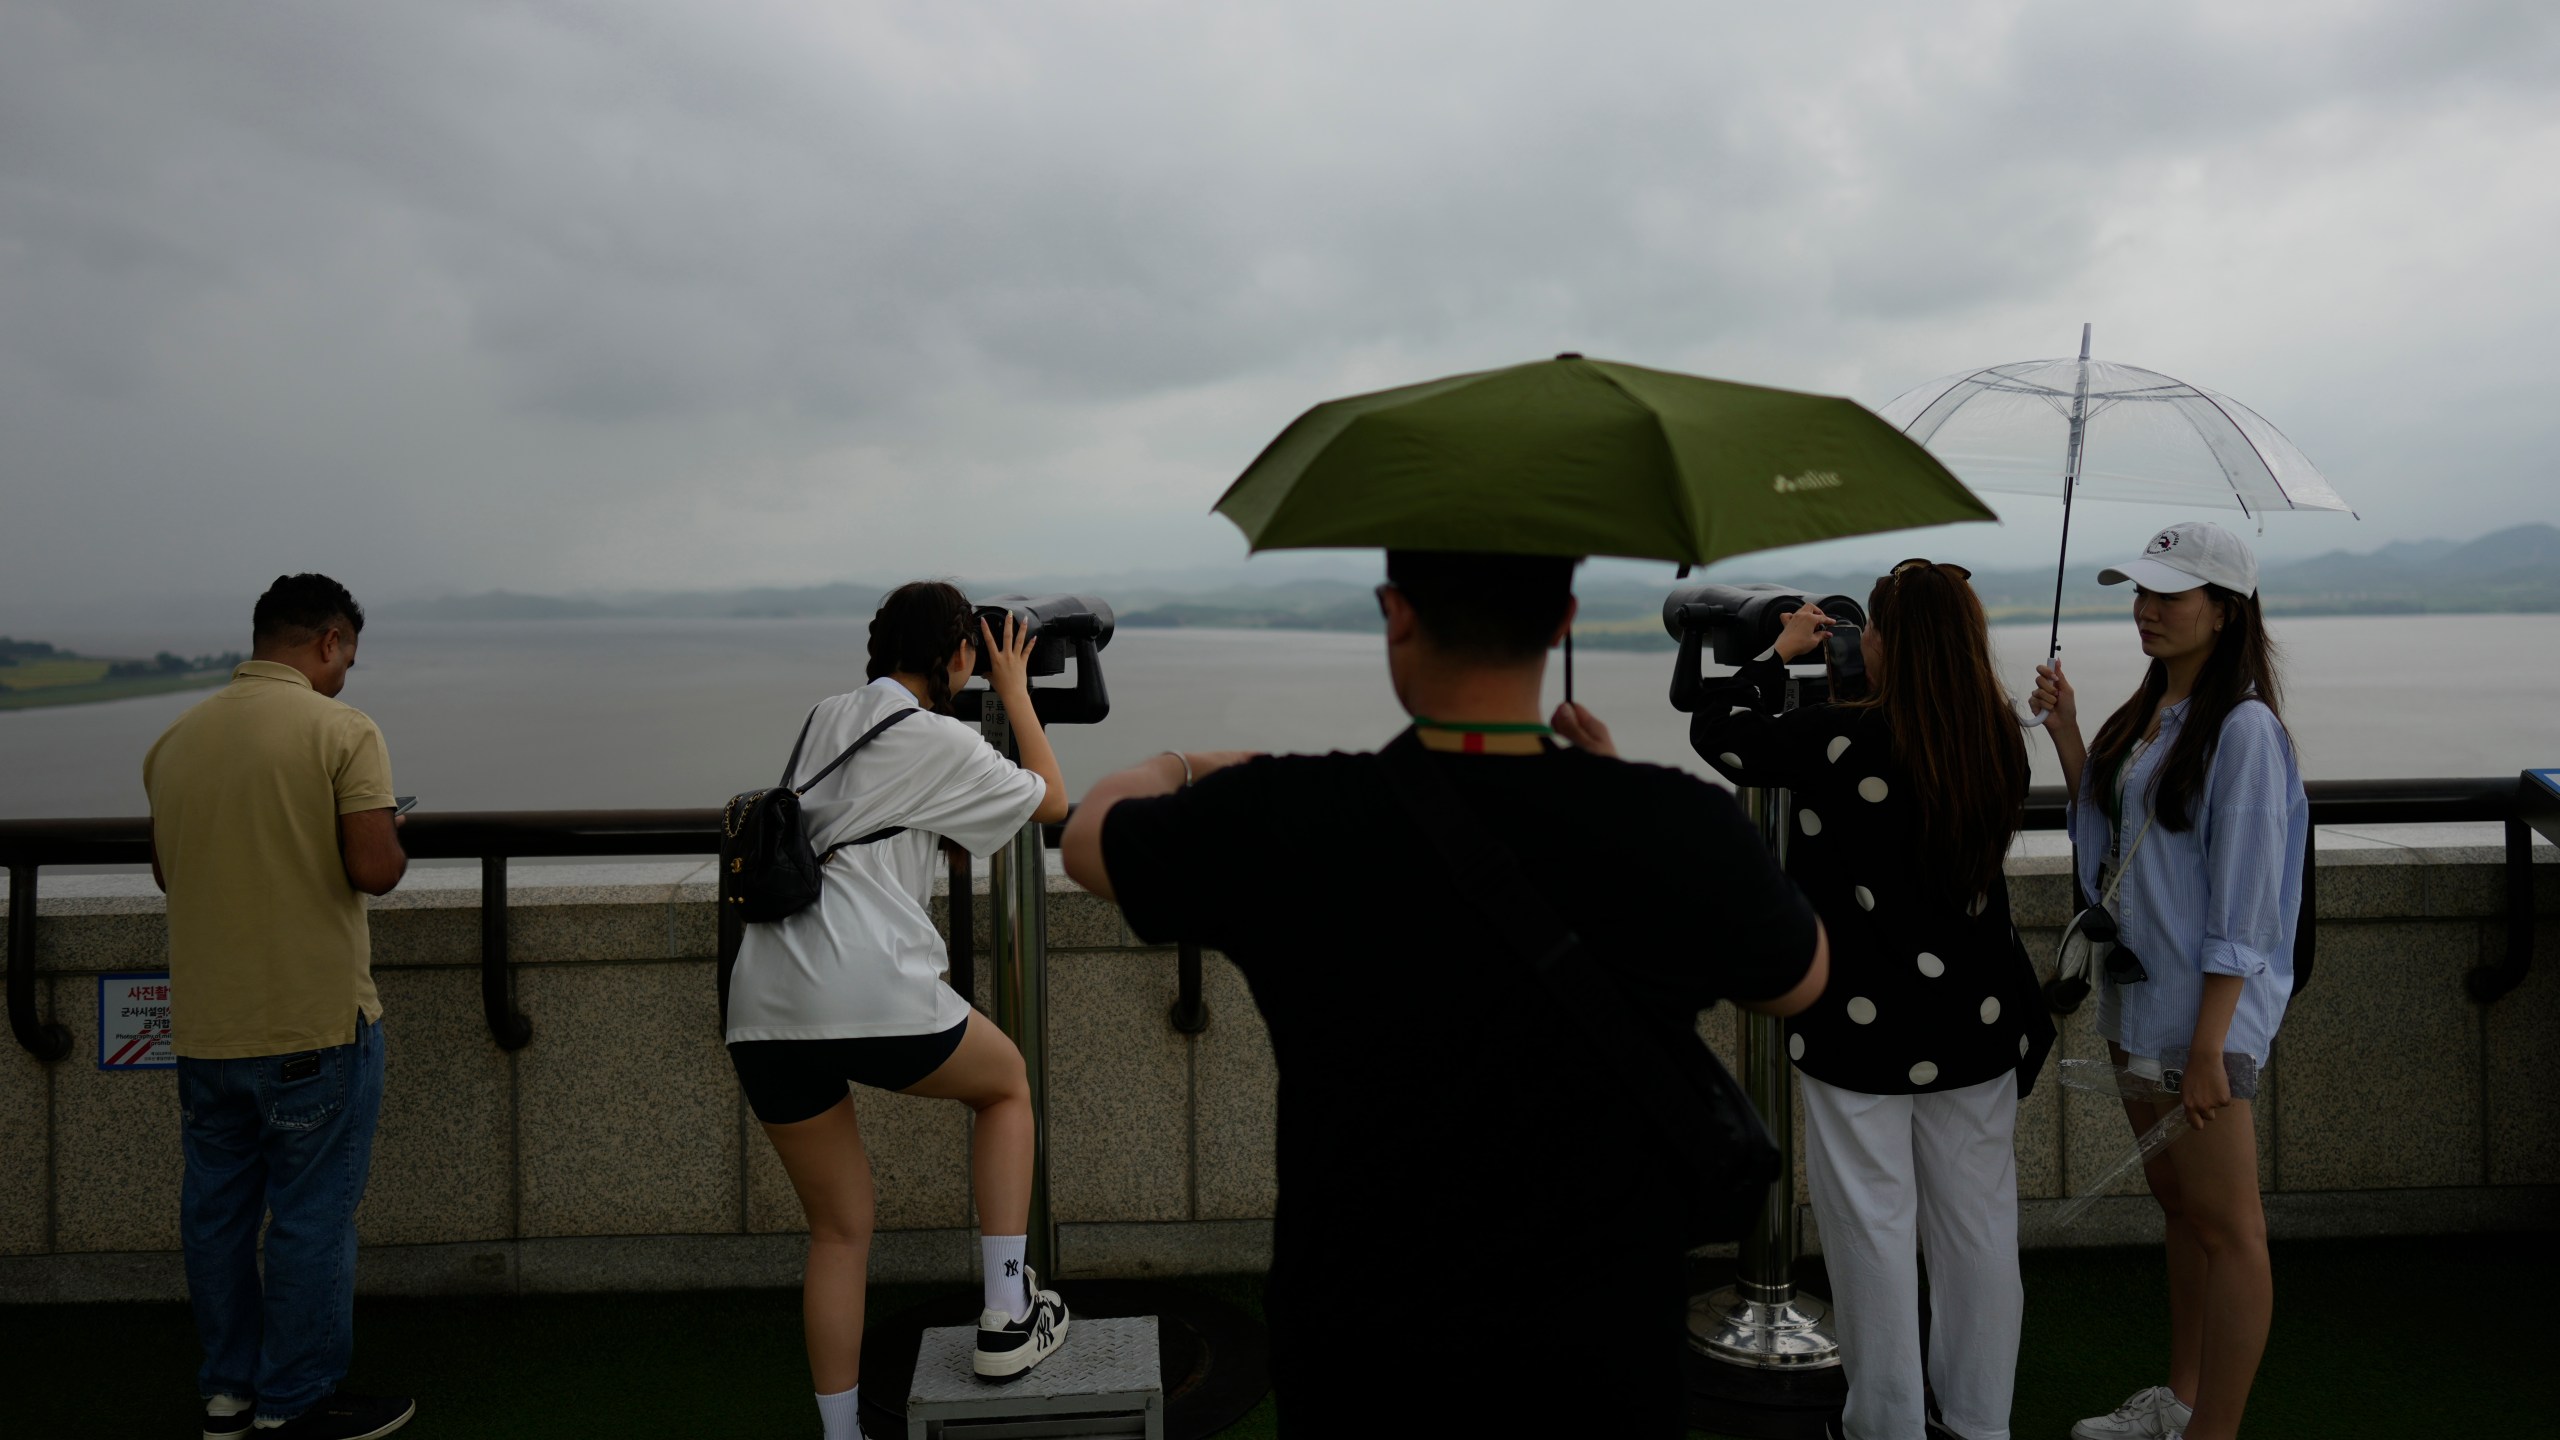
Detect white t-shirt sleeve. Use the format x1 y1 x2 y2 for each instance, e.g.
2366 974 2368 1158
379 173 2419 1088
900 715 1046 856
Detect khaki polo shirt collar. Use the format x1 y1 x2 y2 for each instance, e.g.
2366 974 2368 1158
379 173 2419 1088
233 660 314 690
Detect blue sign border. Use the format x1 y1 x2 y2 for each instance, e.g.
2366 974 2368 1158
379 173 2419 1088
96 970 175 1071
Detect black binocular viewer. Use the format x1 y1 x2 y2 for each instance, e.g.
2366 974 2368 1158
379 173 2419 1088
955 594 1117 727
1662 583 1869 714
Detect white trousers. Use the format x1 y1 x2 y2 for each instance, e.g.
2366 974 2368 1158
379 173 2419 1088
1800 1071 2022 1440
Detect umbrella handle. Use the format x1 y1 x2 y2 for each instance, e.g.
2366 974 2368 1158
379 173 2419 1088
2021 653 2060 728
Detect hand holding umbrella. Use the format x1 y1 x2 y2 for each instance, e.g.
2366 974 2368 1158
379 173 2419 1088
1880 325 2355 725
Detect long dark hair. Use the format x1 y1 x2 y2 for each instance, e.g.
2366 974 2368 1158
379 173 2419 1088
1843 563 2028 903
2086 585 2288 832
866 581 975 714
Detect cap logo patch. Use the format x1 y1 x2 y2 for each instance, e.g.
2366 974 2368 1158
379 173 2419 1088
1773 470 1844 494
2148 530 2179 554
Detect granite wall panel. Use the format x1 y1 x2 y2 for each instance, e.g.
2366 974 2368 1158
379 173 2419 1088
1047 950 1189 1224
2312 851 2426 920
2057 1005 2149 1201
2014 1057 2062 1202
25 903 168 973
357 967 513 1246
2277 921 2483 1190
47 974 182 1252
363 901 480 969
515 962 739 1237
1192 953 1276 1220
2486 921 2560 1185
0 964 51 1254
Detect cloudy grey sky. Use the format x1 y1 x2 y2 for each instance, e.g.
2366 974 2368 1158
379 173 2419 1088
5 0 2556 625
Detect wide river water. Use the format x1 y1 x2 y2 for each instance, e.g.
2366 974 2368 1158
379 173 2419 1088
3 613 2553 819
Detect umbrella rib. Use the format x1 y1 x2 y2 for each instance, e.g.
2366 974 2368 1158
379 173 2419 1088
2183 385 2294 510
1583 363 1706 563
1903 364 2021 428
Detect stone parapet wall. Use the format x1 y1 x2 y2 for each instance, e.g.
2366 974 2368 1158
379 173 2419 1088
2 845 2553 1301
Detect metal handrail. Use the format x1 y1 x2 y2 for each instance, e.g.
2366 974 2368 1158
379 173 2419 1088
5 776 2546 1060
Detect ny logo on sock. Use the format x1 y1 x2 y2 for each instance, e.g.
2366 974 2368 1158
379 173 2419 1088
1004 1259 1020 1277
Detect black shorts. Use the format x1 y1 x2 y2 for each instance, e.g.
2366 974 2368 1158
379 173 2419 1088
727 1018 970 1126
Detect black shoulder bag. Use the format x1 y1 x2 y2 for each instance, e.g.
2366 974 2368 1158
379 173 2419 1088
1376 741 1780 1247
720 705 920 925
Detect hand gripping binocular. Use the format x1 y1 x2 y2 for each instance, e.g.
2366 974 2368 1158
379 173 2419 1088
1661 582 1868 713
954 594 1117 727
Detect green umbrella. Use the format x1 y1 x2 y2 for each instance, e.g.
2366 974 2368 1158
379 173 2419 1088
1215 353 1997 566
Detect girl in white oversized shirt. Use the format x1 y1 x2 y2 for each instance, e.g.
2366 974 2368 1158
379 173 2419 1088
726 673 1043 1042
723 582 1076 1440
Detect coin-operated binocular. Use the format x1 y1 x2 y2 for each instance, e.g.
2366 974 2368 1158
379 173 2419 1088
953 594 1116 726
1662 582 1868 713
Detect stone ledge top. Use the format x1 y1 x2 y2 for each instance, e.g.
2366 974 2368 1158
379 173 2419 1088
5 836 2549 936
6 853 1076 912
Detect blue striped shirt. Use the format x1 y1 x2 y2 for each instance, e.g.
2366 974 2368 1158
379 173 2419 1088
2068 697 2306 1065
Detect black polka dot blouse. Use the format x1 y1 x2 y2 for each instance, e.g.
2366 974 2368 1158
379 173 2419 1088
1695 656 2056 1098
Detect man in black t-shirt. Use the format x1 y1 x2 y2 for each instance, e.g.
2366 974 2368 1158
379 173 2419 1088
1061 550 1829 1434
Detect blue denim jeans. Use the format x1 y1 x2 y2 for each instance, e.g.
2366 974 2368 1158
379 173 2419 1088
177 1017 385 1423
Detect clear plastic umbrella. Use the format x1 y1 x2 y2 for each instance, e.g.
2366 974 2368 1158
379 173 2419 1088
1878 325 2356 721
2043 1057 2190 1231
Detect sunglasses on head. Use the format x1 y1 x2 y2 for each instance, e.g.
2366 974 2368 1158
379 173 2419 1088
1883 557 1973 582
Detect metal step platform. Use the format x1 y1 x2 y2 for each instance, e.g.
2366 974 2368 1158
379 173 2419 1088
905 1315 1162 1439
861 1280 1266 1439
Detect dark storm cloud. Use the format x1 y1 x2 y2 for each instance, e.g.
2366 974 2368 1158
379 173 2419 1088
2 0 2556 622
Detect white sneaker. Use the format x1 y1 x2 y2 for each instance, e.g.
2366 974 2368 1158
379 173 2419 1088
2071 1385 2192 1440
973 1264 1070 1380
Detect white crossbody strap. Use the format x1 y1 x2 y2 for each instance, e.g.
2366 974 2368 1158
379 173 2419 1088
2100 810 2155 913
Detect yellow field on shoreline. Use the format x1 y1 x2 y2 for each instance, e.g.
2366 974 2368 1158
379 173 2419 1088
0 661 229 712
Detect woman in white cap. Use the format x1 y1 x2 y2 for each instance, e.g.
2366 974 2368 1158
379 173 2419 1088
2032 521 2307 1440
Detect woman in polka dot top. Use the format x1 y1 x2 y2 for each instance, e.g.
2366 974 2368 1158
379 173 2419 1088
1697 559 2051 1440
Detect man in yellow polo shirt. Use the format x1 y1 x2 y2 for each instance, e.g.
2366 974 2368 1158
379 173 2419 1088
144 574 415 1440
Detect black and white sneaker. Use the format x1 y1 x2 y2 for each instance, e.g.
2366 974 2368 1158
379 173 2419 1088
267 1392 417 1440
974 1265 1069 1380
203 1396 253 1439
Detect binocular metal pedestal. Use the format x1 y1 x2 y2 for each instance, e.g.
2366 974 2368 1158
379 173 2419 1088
1686 1003 1840 1371
980 702 1059 1277
1685 785 1844 1437
989 811 1056 1277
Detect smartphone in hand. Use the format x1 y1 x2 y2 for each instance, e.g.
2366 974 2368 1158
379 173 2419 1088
394 796 418 817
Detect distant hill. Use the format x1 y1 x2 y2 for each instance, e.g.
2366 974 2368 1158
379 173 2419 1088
388 523 2560 644
1614 522 2560 642
397 590 623 621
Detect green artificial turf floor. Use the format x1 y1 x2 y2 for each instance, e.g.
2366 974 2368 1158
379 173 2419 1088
5 1233 2551 1438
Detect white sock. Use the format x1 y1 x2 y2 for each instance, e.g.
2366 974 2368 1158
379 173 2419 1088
815 1383 862 1440
981 1234 1030 1320
206 1395 252 1417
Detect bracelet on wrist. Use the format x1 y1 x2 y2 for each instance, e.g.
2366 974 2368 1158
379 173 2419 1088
1161 751 1193 788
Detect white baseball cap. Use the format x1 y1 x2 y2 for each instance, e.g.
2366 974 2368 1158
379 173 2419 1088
2098 520 2258 596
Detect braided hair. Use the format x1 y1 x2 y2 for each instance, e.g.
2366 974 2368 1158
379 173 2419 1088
866 581 976 714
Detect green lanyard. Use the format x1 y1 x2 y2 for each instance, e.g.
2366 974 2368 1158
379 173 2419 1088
1412 716 1554 755
1409 716 1555 736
